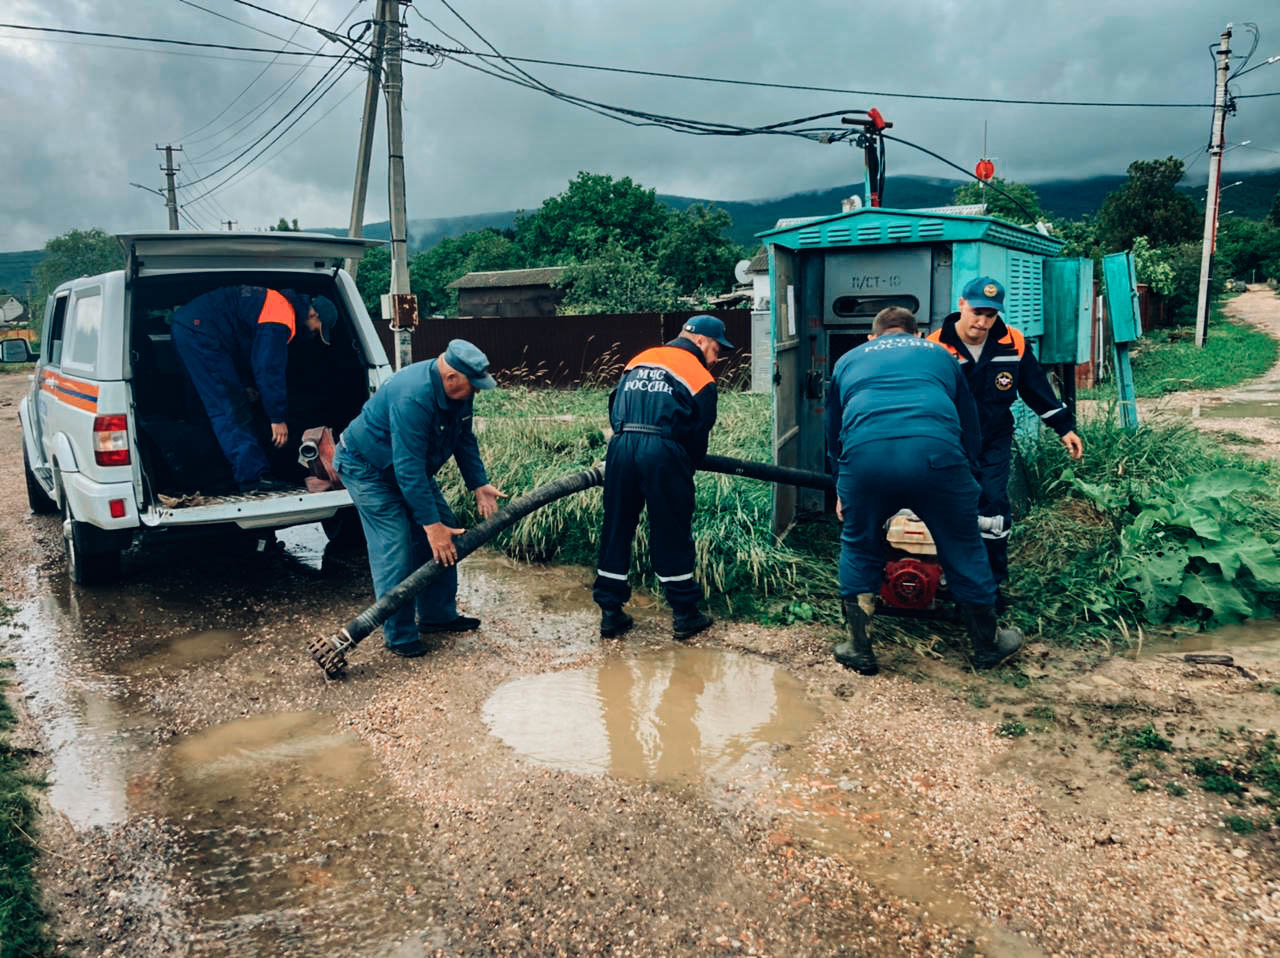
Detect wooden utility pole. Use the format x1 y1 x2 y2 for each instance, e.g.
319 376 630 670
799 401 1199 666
157 144 183 231
344 5 390 277
1194 26 1232 348
383 0 416 370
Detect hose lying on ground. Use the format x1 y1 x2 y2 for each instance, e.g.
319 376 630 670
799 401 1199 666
308 455 831 677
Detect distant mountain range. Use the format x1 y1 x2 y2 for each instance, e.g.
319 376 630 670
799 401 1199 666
4 168 1278 296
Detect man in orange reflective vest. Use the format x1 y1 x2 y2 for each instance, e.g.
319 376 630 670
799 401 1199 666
172 285 330 493
593 315 732 641
927 277 1084 601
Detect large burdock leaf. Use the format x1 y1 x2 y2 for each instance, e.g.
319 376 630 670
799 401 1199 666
1178 573 1256 623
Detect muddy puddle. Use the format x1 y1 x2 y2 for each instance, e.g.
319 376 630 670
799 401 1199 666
1166 398 1280 419
1136 616 1280 664
482 646 821 783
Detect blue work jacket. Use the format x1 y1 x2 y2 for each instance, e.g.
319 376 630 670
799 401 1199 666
171 285 302 423
341 359 489 527
825 333 982 473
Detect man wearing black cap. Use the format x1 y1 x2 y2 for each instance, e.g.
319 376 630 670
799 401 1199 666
334 339 505 658
928 277 1083 601
593 314 732 641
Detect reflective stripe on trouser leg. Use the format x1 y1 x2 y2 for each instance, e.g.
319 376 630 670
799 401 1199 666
977 438 1014 585
593 438 643 610
642 446 701 613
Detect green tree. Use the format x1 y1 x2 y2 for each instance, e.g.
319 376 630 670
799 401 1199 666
269 217 300 231
953 177 1044 225
1268 191 1280 228
654 204 739 296
515 172 671 264
555 243 680 314
1215 217 1280 282
1052 215 1105 263
353 245 391 318
1098 157 1200 251
409 229 525 315
31 228 123 332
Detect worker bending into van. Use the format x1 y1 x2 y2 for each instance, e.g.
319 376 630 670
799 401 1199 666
171 285 337 493
927 277 1083 605
592 315 732 642
825 306 1023 675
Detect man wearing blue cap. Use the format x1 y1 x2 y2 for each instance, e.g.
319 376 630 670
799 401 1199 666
172 284 328 493
334 339 505 658
928 277 1084 599
593 315 732 641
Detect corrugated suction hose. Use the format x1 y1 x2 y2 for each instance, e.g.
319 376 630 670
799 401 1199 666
308 456 832 677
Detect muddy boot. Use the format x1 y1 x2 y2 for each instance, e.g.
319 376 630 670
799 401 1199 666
600 607 634 639
960 603 1024 669
672 609 714 641
833 594 878 675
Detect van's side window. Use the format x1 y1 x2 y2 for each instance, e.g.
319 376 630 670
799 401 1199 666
45 295 69 366
63 289 103 372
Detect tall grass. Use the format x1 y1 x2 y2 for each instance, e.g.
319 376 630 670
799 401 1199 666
0 649 49 956
1126 314 1277 397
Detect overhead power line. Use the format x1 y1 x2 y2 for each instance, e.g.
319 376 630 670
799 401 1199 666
0 30 338 65
0 22 352 58
173 0 313 51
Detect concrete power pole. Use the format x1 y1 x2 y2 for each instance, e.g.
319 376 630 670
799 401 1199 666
1194 26 1232 349
382 0 416 370
157 144 183 231
345 7 390 278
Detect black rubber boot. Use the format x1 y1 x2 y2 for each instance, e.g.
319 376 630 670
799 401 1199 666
420 615 481 634
600 608 634 639
960 603 1024 669
834 594 878 675
672 609 714 641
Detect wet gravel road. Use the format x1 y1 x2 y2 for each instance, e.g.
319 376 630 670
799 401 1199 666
2 372 1279 956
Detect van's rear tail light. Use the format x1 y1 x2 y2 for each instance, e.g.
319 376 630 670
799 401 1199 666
93 414 130 466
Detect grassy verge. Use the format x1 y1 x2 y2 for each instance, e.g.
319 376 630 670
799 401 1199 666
454 386 1280 646
0 601 50 956
1126 311 1276 397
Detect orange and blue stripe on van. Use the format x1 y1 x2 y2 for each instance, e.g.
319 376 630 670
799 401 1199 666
40 370 100 413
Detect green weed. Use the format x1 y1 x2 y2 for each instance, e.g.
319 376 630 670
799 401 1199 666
1127 316 1277 398
1165 782 1187 797
1026 704 1056 721
1224 815 1257 835
965 688 990 709
1201 774 1246 795
997 720 1029 738
0 671 50 955
1124 724 1174 753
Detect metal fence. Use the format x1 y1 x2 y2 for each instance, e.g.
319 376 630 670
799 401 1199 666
372 309 752 388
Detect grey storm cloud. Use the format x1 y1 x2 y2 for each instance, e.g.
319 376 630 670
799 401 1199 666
0 0 1276 250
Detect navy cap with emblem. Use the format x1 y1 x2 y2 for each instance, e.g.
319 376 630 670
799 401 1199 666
311 295 338 345
681 314 734 349
444 338 497 390
961 276 1005 311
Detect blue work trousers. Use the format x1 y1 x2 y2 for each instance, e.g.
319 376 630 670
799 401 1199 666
593 434 703 614
837 437 996 606
977 436 1014 585
171 325 271 487
333 442 458 651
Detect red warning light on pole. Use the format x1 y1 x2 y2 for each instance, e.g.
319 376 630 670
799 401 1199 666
975 159 996 182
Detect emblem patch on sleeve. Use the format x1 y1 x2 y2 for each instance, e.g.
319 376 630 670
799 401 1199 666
994 370 1014 391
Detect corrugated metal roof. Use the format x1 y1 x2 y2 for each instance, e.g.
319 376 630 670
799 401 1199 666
447 266 568 289
757 207 1062 256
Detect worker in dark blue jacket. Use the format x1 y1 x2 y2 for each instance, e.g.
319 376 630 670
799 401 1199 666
171 285 329 493
333 340 505 658
593 315 731 642
826 306 1023 676
927 277 1084 596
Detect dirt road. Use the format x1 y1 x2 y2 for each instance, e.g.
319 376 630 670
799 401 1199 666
1 370 1278 956
1142 285 1280 457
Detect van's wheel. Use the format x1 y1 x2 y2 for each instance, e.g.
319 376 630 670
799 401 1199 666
62 500 122 586
24 445 57 514
322 508 366 554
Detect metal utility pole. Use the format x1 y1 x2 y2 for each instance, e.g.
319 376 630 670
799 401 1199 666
223 219 238 231
1194 26 1232 348
382 0 416 370
157 144 183 230
345 6 390 277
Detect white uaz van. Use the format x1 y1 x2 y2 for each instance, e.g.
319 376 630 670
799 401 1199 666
19 232 393 584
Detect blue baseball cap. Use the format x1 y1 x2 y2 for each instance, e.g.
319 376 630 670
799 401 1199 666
310 295 338 344
682 314 734 349
444 338 497 390
961 276 1005 311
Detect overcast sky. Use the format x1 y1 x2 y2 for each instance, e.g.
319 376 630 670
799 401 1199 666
1 0 1276 251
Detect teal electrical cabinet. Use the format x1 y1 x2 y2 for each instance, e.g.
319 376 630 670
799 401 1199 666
760 207 1077 533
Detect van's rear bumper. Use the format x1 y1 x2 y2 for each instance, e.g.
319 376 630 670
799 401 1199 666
63 473 139 529
140 489 351 530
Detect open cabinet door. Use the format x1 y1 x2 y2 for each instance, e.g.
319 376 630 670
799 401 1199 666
771 245 801 537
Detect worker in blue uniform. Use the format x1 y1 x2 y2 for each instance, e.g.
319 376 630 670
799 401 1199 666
333 340 505 658
593 315 732 642
927 277 1084 600
826 306 1023 675
171 285 332 493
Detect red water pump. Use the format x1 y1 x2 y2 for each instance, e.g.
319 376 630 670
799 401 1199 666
878 511 946 612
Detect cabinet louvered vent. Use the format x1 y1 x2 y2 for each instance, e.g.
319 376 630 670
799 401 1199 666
887 223 913 241
826 227 851 244
917 221 945 239
797 228 821 247
856 225 882 242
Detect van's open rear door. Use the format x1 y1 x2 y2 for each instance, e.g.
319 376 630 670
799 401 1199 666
119 232 382 279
